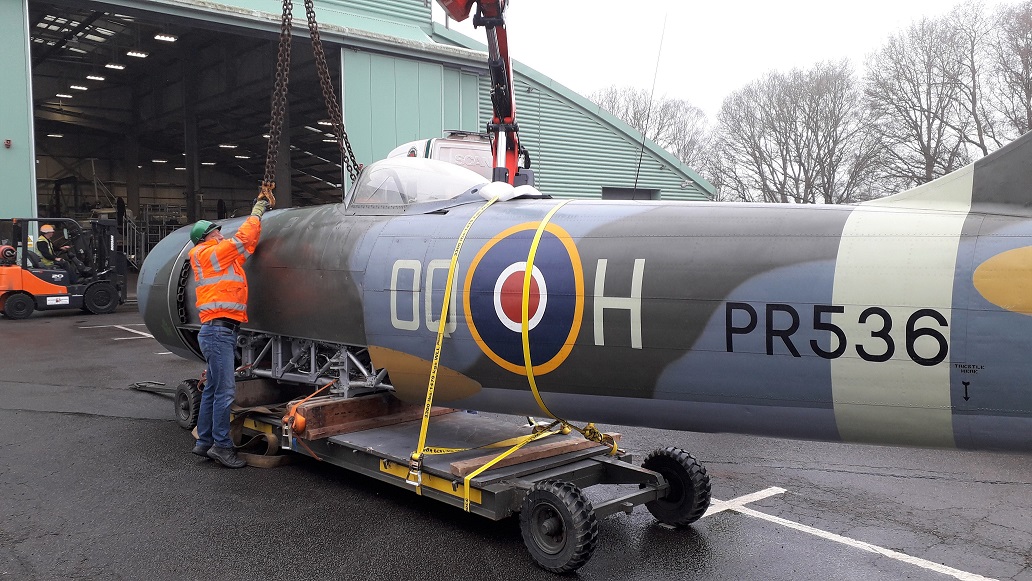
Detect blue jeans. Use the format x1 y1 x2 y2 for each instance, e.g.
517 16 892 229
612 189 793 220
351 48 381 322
196 325 238 449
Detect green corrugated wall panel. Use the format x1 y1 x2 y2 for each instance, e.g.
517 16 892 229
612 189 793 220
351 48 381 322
442 69 461 130
388 58 416 146
417 62 443 139
211 0 433 41
342 49 374 167
441 70 481 132
0 0 36 218
478 78 706 201
318 0 429 27
343 49 481 164
460 73 480 131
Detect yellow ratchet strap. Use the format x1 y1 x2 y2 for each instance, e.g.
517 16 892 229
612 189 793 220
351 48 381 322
410 199 614 509
462 419 562 512
521 201 569 418
457 202 618 511
406 196 499 490
421 433 544 455
521 201 620 457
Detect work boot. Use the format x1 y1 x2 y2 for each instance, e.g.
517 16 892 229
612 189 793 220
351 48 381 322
207 446 246 468
191 442 211 458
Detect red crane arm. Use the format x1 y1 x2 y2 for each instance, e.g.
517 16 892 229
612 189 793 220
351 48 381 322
435 0 477 21
436 0 522 185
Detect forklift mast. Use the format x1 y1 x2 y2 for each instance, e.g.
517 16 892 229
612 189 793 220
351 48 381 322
90 219 126 280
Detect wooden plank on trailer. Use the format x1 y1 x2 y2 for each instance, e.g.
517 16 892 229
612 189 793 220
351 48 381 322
296 393 455 439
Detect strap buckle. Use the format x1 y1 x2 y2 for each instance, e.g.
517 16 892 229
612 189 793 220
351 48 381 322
405 453 423 487
280 415 293 450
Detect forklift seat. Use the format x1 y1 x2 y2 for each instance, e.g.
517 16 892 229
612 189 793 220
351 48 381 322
25 250 45 269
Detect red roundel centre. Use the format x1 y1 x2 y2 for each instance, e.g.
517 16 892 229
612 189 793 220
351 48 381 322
500 270 540 324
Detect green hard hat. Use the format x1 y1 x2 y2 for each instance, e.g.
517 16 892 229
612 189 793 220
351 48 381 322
190 220 221 245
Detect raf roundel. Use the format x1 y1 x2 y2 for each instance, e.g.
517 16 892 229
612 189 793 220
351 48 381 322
464 222 584 375
494 262 547 333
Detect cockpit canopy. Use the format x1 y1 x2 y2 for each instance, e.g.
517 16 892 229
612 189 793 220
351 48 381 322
346 157 489 208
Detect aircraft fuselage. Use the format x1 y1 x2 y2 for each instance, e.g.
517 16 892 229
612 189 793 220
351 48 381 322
139 154 1032 453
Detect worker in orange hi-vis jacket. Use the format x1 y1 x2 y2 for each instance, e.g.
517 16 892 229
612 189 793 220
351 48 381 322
187 188 274 468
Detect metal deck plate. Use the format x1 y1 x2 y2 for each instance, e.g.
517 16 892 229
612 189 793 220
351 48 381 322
327 412 610 485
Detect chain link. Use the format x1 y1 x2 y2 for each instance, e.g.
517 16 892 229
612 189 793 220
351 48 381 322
263 0 362 192
304 0 361 183
263 0 293 189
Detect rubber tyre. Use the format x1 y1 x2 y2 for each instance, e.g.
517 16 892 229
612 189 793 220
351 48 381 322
642 447 712 527
174 379 201 430
519 480 598 573
3 293 34 320
83 282 119 314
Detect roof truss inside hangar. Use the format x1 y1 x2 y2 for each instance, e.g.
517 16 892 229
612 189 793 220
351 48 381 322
30 0 350 213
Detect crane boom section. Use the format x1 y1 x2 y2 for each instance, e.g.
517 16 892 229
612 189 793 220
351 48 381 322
437 0 520 184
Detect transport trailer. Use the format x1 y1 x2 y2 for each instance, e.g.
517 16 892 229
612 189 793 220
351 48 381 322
173 377 712 574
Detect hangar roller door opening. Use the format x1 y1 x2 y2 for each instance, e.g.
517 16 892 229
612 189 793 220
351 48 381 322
30 1 347 268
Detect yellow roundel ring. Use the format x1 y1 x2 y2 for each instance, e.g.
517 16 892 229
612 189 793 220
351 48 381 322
463 222 584 375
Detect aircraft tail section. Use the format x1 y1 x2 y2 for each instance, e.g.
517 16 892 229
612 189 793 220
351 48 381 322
971 130 1032 212
864 130 1032 214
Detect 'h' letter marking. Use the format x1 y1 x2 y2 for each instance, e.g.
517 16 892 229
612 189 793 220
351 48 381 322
593 258 644 349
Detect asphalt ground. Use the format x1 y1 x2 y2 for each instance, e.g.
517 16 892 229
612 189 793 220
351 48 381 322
1 305 1030 580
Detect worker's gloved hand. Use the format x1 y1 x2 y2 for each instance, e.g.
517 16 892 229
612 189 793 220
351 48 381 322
258 182 277 209
251 199 270 218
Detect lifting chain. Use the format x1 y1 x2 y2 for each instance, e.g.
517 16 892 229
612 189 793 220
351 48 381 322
304 0 361 183
262 0 293 192
263 0 362 196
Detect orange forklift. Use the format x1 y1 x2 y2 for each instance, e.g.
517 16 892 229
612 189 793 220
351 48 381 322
0 218 127 319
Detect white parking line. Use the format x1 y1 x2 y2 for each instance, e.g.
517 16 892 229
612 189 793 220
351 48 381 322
706 487 995 581
703 486 786 517
79 323 153 339
110 325 152 337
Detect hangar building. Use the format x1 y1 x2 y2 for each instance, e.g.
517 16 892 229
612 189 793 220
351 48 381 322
0 0 713 266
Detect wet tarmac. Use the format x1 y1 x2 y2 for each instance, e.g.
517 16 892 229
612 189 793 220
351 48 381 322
1 305 1030 580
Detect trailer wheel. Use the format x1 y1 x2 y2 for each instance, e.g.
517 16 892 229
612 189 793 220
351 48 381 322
3 293 34 320
641 447 711 527
83 282 119 314
519 480 598 573
174 380 201 430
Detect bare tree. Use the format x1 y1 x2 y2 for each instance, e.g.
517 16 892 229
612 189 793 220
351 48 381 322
945 0 1004 156
802 62 885 204
990 0 1032 136
712 60 882 204
591 86 658 140
865 17 970 189
594 1 1032 203
713 76 792 203
588 85 710 169
664 102 710 168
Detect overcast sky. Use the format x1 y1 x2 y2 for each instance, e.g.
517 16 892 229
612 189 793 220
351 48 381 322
432 0 973 118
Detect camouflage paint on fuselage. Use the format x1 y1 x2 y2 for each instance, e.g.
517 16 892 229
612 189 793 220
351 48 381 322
245 205 383 346
949 135 1032 451
138 135 1032 453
